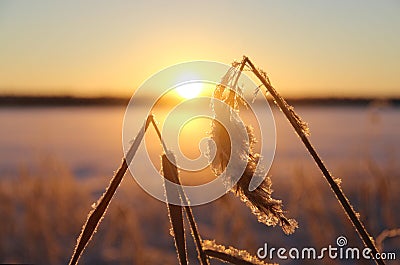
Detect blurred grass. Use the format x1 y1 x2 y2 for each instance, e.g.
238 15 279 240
0 155 398 264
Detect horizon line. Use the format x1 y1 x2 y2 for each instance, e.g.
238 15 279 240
0 95 399 107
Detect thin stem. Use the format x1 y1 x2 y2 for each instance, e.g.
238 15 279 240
69 116 151 265
245 57 384 265
151 117 210 265
204 250 261 265
150 116 168 152
183 205 210 265
231 56 248 90
162 154 188 265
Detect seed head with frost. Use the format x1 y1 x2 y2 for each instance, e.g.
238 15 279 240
209 62 298 235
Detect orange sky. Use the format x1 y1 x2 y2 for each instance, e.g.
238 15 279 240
0 1 399 98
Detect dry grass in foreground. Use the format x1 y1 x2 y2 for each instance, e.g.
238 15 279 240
2 56 398 265
68 56 399 265
1 158 398 264
0 155 398 264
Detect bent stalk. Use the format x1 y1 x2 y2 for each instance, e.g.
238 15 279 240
244 56 384 265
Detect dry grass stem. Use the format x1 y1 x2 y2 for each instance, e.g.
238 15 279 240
183 205 210 265
244 56 385 264
203 240 275 265
376 228 400 252
68 116 151 265
155 126 209 264
162 153 188 265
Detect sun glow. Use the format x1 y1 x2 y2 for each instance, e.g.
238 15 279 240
176 82 203 99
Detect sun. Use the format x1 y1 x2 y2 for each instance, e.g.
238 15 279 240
176 82 202 99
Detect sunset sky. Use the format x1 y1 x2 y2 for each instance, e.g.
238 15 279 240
0 1 399 98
